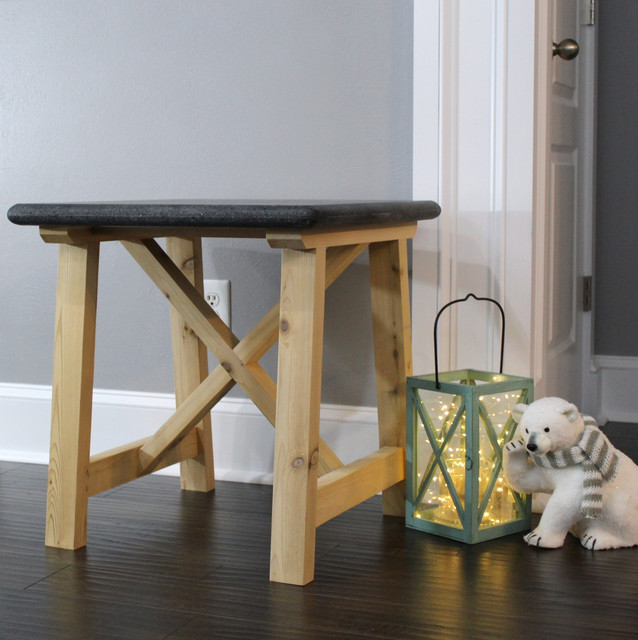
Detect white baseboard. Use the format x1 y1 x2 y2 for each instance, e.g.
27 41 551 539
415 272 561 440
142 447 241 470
0 382 379 485
591 356 638 424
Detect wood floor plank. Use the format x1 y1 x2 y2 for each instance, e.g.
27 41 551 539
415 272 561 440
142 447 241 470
2 461 638 639
0 460 22 475
0 589 190 640
164 613 374 640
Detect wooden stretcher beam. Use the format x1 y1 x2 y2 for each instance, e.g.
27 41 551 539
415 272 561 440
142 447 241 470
87 430 200 497
40 226 268 244
315 446 405 527
266 222 417 250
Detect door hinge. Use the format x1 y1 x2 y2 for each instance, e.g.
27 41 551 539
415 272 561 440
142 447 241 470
582 0 596 26
582 275 593 311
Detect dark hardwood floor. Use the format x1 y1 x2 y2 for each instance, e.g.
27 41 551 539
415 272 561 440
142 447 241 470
1 424 637 640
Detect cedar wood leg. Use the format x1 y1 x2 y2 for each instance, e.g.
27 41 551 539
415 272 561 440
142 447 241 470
166 237 215 492
270 246 326 585
45 242 99 549
369 239 412 515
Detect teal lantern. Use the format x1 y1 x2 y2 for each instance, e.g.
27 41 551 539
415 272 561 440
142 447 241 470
406 295 533 543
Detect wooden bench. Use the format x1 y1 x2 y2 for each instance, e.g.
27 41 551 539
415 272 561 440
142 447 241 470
8 200 440 585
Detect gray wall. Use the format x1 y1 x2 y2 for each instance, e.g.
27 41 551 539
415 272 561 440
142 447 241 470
594 0 638 356
0 1 414 407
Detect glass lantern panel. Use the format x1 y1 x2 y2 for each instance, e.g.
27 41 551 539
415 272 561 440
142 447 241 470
476 388 528 529
479 467 526 529
478 389 525 445
412 388 466 529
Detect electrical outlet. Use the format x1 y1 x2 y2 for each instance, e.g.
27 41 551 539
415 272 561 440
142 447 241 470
203 279 231 328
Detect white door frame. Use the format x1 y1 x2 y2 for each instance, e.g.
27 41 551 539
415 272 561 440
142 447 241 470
412 0 596 411
574 14 599 419
412 0 536 382
530 0 553 398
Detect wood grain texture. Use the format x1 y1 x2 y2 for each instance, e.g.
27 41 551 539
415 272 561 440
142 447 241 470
270 247 326 585
266 222 417 250
3 455 638 639
45 243 99 550
369 239 412 516
40 225 269 244
122 238 278 468
137 367 233 473
166 236 215 492
316 446 404 526
87 431 200 496
126 238 352 476
49 236 361 490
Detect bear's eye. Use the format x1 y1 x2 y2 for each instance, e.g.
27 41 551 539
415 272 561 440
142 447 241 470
525 428 529 434
544 427 550 433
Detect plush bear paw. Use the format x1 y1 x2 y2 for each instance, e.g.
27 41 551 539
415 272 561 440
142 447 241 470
503 439 535 494
580 532 632 551
524 529 565 549
505 440 527 456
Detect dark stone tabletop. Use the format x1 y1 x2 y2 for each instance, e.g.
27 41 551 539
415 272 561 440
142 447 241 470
7 200 440 229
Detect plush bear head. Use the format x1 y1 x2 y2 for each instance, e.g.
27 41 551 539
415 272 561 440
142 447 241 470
511 396 585 455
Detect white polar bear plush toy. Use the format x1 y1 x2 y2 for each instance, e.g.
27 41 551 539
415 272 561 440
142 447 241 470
503 396 638 550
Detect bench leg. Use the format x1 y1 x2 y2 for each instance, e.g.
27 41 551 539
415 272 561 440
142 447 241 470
166 237 215 492
45 242 99 549
270 247 326 585
369 239 412 516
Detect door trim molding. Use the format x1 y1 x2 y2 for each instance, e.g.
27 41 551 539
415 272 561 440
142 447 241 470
531 0 553 396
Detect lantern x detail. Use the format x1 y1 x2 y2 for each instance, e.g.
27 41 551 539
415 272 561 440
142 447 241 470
413 391 467 524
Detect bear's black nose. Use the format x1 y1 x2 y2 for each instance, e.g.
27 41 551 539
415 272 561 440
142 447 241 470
526 443 537 452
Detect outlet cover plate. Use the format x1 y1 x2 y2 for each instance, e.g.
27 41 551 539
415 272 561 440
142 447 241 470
203 279 231 328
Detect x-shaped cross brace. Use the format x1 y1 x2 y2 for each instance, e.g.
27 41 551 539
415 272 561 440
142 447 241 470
122 237 364 477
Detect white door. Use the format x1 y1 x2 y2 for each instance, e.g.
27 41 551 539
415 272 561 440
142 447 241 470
532 0 596 404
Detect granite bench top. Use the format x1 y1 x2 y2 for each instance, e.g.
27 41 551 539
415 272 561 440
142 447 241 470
8 200 440 229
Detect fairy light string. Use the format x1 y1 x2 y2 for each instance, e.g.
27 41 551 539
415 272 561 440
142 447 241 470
413 385 528 529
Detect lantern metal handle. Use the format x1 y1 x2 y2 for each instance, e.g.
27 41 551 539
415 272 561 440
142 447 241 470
433 293 505 389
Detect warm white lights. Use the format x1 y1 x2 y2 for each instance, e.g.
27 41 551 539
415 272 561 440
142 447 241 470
406 369 533 543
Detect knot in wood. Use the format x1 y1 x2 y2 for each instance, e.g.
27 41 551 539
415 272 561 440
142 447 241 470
280 318 290 334
310 449 319 467
182 257 195 271
292 457 305 469
221 361 232 373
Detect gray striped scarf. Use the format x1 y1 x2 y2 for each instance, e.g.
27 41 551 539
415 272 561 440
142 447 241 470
529 416 619 519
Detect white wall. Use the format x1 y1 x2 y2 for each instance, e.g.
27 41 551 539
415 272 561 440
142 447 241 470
0 1 417 474
0 0 413 398
0 382 380 483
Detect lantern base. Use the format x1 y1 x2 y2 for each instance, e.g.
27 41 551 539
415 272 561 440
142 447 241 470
406 502 532 544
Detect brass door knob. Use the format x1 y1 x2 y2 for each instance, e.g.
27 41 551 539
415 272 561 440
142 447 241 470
553 38 579 60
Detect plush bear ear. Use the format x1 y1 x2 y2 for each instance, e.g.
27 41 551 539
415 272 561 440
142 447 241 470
556 402 579 422
511 404 528 423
